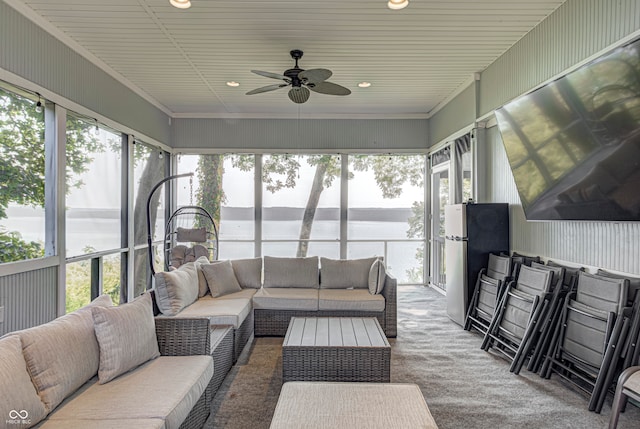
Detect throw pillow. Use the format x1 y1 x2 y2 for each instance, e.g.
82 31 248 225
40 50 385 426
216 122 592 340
194 256 211 298
154 262 199 316
264 256 319 288
201 260 243 298
232 257 263 289
92 293 160 384
176 226 207 243
0 335 48 427
17 294 113 412
368 258 386 294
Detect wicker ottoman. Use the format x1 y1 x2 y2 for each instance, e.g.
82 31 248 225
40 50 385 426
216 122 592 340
282 317 390 382
270 382 438 429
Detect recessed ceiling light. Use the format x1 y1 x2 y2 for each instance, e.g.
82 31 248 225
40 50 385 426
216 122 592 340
358 82 372 88
226 81 240 87
170 0 191 9
387 0 409 10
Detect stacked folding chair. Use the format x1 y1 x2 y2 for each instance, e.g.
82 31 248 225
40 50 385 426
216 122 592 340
480 265 554 373
508 252 541 282
526 261 585 374
464 253 512 335
541 272 631 412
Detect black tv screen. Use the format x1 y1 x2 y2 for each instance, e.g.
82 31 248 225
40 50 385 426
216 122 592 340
495 37 640 221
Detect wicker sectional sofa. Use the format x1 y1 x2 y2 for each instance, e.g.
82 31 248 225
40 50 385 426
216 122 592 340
0 293 213 429
152 256 397 351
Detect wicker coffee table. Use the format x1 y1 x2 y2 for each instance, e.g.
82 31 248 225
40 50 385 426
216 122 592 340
282 317 391 382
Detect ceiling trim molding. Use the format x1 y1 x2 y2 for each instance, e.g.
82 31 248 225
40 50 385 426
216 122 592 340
4 0 174 117
426 74 476 118
174 147 430 155
171 112 430 120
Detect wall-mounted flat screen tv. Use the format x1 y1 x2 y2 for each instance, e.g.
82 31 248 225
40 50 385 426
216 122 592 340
495 37 640 221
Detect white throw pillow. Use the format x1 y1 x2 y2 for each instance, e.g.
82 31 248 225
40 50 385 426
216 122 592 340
194 256 211 298
201 260 243 298
0 335 48 428
368 258 386 295
92 293 160 384
16 294 113 412
154 262 199 316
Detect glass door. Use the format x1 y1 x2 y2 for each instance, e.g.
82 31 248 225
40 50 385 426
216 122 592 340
429 148 450 291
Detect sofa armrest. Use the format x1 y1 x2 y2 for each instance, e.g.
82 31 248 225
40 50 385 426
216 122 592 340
155 317 211 356
381 273 397 337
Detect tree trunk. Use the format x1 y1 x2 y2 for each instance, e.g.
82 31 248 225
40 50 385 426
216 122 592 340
297 163 327 257
132 151 166 298
197 154 224 226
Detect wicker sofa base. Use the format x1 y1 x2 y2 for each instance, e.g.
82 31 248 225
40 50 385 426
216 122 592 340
234 310 254 362
254 310 387 337
178 388 210 429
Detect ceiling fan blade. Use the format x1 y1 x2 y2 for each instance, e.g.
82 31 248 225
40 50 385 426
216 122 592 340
251 70 288 80
288 87 310 104
298 68 332 84
246 83 288 95
307 81 351 96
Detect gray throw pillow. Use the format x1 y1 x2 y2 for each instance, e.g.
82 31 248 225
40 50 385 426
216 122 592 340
201 260 243 297
92 293 160 384
264 256 319 288
232 257 263 289
368 258 386 295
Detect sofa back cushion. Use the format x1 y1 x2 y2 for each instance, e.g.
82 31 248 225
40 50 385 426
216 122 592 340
232 257 263 289
0 335 48 427
92 293 160 384
16 294 113 412
320 257 378 289
201 260 243 298
154 262 199 316
194 256 211 298
264 256 320 289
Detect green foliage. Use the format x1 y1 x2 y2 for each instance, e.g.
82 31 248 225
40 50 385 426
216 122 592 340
0 227 44 262
65 260 91 313
350 155 424 198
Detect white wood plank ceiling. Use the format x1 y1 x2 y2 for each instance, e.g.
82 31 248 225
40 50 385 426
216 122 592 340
11 0 567 117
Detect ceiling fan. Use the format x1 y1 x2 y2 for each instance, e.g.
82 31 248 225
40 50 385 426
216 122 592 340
246 50 351 104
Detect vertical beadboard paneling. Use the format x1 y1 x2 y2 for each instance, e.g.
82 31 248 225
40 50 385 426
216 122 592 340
429 83 476 146
0 2 171 145
479 0 640 116
0 267 57 336
484 127 640 275
172 118 429 151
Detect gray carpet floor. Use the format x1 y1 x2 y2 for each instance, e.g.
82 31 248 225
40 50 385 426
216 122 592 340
205 286 640 428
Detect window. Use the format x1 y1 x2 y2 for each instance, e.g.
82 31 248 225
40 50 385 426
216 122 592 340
0 87 46 263
65 116 123 257
348 155 425 283
262 154 341 258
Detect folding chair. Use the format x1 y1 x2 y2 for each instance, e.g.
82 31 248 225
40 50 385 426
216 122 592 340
542 272 630 412
608 366 640 429
508 252 541 282
481 265 553 373
464 253 511 335
529 260 585 373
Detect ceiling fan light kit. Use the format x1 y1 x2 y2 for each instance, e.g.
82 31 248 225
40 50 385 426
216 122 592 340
247 50 351 104
169 0 191 9
387 0 409 10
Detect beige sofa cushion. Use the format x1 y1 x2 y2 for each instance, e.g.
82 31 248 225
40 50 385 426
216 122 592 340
253 288 319 311
16 294 113 412
264 256 319 289
154 262 199 316
201 260 243 298
318 289 386 312
320 257 378 289
215 288 257 300
0 335 47 428
368 258 386 294
92 293 160 384
38 419 166 429
169 296 252 329
45 356 213 429
232 257 263 289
